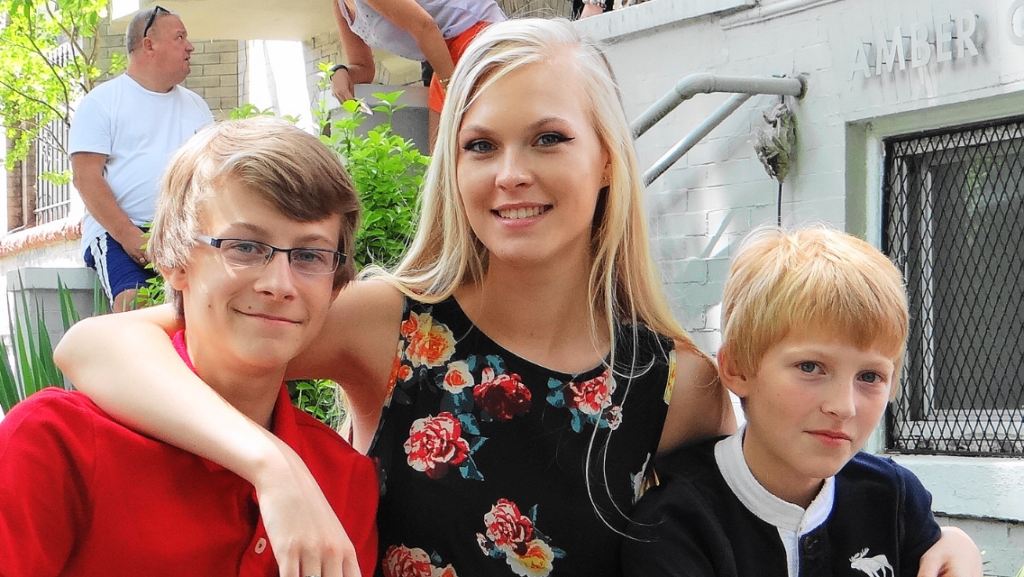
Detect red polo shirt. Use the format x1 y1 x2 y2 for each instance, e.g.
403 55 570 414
0 332 378 577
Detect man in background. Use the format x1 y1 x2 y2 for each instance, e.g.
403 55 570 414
70 5 213 311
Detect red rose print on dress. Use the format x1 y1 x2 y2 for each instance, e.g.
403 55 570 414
546 369 622 432
404 413 471 479
442 360 475 393
383 545 433 577
401 311 456 368
473 367 532 421
484 499 535 554
383 545 459 577
477 499 565 576
568 370 615 415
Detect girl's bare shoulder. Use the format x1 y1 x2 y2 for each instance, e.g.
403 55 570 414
658 341 737 453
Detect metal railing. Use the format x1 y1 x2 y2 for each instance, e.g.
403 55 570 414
630 74 806 185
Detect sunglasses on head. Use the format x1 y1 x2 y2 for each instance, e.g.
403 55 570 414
142 5 169 39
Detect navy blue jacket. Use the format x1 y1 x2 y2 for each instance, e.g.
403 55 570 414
622 435 941 577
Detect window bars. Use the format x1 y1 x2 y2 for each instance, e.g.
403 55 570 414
884 116 1024 457
33 117 72 226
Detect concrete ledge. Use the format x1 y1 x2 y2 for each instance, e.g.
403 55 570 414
721 0 843 30
574 0 755 43
352 84 427 108
7 267 97 292
890 455 1024 522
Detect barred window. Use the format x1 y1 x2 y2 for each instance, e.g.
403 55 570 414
35 117 72 225
884 117 1024 457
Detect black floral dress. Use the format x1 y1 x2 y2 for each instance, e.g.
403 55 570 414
368 296 678 577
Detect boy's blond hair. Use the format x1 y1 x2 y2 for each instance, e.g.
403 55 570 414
720 227 908 391
149 117 360 312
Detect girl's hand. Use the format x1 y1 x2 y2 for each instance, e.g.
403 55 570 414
917 526 982 577
331 68 356 104
255 437 362 577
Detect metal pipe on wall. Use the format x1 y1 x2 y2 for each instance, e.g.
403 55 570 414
643 93 753 186
631 73 806 139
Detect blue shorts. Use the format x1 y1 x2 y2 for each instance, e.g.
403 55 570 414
84 231 156 303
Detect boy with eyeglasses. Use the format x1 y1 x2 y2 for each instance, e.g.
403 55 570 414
0 117 378 577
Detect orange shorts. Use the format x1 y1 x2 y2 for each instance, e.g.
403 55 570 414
428 21 491 113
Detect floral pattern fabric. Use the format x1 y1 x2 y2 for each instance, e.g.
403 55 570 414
369 297 675 577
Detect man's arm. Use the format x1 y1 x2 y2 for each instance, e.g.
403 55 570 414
71 152 148 264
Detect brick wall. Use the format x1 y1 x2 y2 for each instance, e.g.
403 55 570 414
92 18 242 118
180 39 244 116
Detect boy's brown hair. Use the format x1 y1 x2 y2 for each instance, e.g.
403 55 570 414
149 117 360 312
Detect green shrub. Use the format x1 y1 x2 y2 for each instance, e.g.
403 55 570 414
0 277 86 414
313 77 428 268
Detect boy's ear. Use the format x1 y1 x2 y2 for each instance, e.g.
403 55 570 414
161 263 189 292
717 344 751 398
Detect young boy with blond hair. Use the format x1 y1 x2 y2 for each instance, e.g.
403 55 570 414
0 117 377 576
623 227 942 577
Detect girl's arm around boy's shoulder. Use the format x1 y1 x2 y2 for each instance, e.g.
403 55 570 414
658 341 737 454
286 278 405 409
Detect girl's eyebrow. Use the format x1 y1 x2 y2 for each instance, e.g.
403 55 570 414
460 116 571 134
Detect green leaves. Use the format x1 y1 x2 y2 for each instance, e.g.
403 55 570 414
287 379 345 430
0 275 81 415
0 0 112 168
314 81 428 269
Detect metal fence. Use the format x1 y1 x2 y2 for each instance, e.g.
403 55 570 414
883 117 1024 457
33 118 72 225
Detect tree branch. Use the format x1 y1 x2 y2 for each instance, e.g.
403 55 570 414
0 78 69 124
28 4 74 108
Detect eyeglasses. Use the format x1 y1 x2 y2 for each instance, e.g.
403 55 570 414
194 235 346 276
142 5 170 39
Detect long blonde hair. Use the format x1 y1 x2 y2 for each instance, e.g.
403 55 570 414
366 18 711 529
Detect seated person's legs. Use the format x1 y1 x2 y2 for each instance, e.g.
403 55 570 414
84 229 156 311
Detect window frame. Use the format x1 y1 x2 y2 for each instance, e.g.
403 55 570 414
882 117 1024 457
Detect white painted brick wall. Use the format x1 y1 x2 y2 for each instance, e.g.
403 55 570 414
592 0 1024 351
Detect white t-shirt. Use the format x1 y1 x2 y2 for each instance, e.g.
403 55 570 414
340 0 505 62
69 74 213 255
